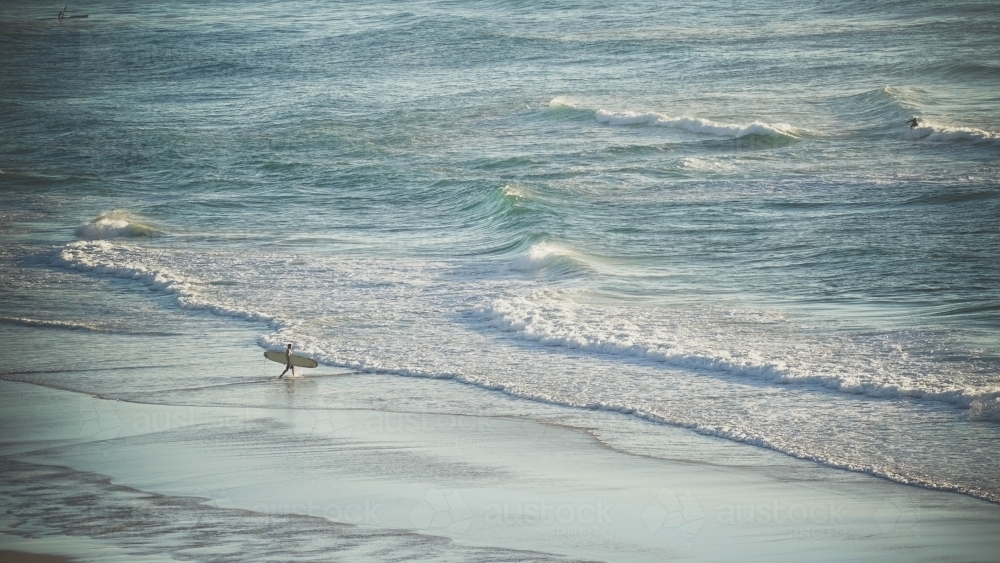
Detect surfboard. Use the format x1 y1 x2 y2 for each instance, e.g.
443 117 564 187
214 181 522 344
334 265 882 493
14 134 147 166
263 350 318 368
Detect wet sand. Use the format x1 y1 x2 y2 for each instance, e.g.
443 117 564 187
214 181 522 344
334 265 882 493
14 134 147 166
0 551 75 563
2 377 1000 562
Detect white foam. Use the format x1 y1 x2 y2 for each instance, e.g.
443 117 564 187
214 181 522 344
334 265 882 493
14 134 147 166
547 98 802 139
53 241 275 325
596 109 800 139
905 123 1000 145
0 316 107 332
968 397 1000 421
547 96 581 110
470 294 1000 412
499 184 528 200
682 157 736 173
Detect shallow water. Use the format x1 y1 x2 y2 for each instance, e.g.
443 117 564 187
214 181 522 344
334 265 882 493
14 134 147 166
1 0 999 514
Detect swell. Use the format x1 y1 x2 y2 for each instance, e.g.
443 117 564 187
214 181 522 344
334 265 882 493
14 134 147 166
447 183 542 254
836 86 916 129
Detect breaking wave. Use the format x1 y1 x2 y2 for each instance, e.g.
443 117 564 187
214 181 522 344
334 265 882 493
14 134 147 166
74 211 160 240
470 295 1000 418
549 97 803 140
905 123 1000 145
508 241 589 274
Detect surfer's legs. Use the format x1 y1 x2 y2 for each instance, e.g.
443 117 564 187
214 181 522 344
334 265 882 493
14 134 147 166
279 364 291 378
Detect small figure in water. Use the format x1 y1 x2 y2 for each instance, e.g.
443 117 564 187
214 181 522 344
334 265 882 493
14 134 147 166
279 343 296 379
57 7 66 19
907 117 920 129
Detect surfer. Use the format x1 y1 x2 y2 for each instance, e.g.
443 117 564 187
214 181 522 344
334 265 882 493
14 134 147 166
907 117 920 129
57 7 66 19
278 343 296 379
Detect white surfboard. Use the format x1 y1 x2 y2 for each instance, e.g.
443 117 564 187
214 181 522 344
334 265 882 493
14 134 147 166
263 350 318 368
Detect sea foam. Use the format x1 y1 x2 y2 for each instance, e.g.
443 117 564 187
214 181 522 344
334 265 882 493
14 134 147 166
471 294 1000 416
905 123 1000 145
53 241 275 325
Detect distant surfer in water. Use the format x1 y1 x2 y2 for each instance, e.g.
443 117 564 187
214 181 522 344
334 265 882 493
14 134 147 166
57 7 66 19
279 343 296 378
907 117 920 129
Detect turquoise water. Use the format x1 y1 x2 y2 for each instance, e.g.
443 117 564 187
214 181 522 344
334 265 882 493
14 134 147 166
2 0 999 514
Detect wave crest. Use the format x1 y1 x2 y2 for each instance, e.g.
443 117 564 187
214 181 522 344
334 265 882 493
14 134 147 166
595 109 800 139
75 211 159 240
548 97 802 139
905 123 1000 145
509 242 587 274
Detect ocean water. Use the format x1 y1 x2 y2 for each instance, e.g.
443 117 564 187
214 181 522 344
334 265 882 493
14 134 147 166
2 0 999 538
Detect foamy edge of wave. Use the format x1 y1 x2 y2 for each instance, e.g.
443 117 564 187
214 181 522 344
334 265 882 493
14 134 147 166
75 212 160 240
905 123 1000 145
0 316 107 332
508 242 586 273
52 241 277 325
595 109 800 139
52 240 1000 419
549 97 802 139
470 298 1000 417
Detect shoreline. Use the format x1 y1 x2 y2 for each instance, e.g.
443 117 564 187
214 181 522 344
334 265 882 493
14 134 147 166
5 365 999 508
2 377 999 562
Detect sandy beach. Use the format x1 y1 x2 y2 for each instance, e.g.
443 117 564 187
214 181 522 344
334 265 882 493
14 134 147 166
2 376 998 562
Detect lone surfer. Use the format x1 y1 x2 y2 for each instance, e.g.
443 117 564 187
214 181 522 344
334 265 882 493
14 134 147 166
57 7 66 19
278 343 296 378
907 117 920 129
